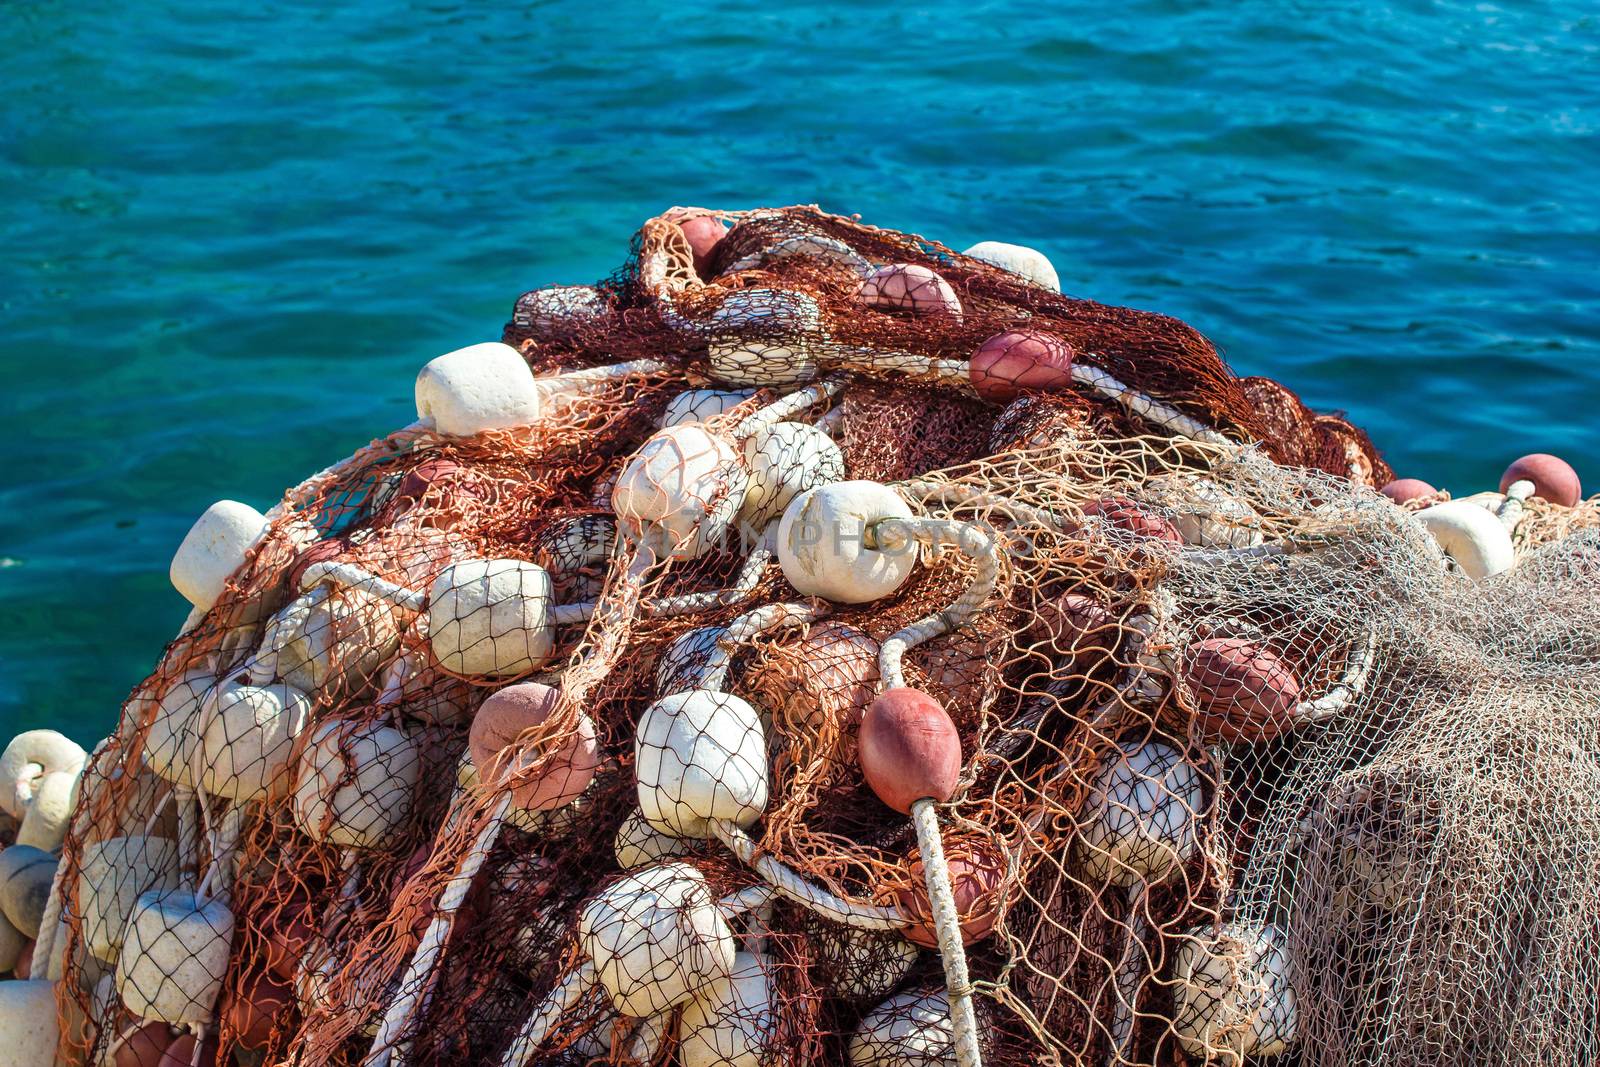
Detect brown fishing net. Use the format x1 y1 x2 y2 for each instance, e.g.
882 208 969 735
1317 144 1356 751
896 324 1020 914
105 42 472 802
31 205 1598 1067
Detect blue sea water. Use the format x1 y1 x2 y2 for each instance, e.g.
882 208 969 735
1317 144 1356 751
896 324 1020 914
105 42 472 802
0 2 1595 745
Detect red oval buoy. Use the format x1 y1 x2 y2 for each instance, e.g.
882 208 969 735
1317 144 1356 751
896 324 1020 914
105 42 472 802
1182 637 1303 743
387 457 490 527
113 1020 175 1067
859 688 961 815
1500 453 1581 507
1027 593 1117 672
1082 497 1183 545
469 683 599 811
222 971 294 1049
677 214 729 277
969 330 1075 402
894 840 1004 947
1380 478 1437 505
859 264 963 318
158 1034 219 1067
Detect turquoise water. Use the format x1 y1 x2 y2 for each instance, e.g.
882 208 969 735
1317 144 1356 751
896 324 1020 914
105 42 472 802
1 2 1595 745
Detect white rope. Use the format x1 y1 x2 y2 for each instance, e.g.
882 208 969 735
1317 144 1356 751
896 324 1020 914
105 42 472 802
698 601 827 692
729 374 848 441
1497 478 1535 533
365 793 512 1067
497 960 597 1067
299 561 427 612
873 517 1000 690
897 479 1070 533
1105 885 1153 1066
1070 363 1232 446
710 821 907 930
1296 628 1380 724
912 799 984 1067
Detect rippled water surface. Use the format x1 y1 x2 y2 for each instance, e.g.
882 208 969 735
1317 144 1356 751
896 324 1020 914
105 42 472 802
1 2 1595 742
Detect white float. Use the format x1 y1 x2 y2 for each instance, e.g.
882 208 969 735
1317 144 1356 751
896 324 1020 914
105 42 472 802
1076 741 1204 887
1172 922 1297 1061
725 234 874 279
116 888 234 1025
635 690 769 839
169 500 271 610
0 979 61 1065
655 626 728 696
807 917 920 1002
0 912 23 973
511 285 610 337
1416 500 1515 580
77 834 182 964
16 768 78 851
1145 474 1264 549
427 559 555 676
678 950 778 1067
961 241 1060 292
414 342 544 437
661 388 757 428
272 556 563 682
777 481 920 604
195 677 309 802
848 987 956 1067
142 670 216 788
1077 740 1206 1066
0 729 87 821
0 845 57 938
580 862 738 1018
613 424 749 560
706 289 824 387
739 421 846 529
258 582 404 696
534 514 616 589
292 721 422 850
614 809 693 870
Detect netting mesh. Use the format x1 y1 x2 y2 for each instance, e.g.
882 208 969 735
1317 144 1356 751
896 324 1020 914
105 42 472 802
28 204 1600 1067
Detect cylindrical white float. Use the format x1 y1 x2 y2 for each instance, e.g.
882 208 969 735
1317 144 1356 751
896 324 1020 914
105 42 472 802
414 342 544 436
196 678 309 802
0 979 61 1065
427 559 555 677
612 424 749 560
961 241 1060 292
116 888 234 1025
0 845 58 938
678 950 778 1067
78 835 182 964
1416 500 1516 580
848 987 956 1067
292 721 422 850
579 862 738 1018
635 690 770 839
660 388 757 428
1172 922 1297 1062
705 289 824 387
739 421 846 529
169 500 271 610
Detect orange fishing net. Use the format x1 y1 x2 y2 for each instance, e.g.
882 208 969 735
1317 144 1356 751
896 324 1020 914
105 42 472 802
32 205 1600 1067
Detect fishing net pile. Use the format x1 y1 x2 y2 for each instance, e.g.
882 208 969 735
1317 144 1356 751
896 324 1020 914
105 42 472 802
4 205 1598 1067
